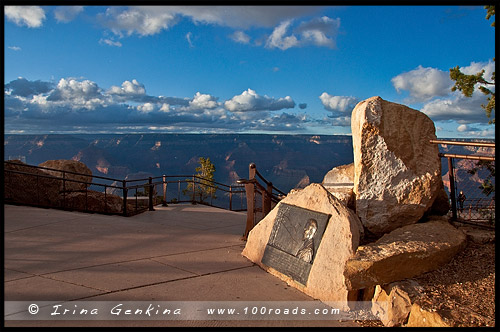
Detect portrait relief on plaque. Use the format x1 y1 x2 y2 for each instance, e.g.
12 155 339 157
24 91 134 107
261 203 330 285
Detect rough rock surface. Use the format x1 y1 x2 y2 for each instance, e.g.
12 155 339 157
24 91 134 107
351 96 443 236
4 160 61 207
321 163 355 210
406 303 451 327
344 216 467 290
371 279 423 327
242 183 363 307
38 159 93 191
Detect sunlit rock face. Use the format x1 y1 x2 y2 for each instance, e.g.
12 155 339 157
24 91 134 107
321 163 355 210
351 96 443 236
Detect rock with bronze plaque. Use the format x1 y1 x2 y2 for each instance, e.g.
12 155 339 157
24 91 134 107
261 202 330 285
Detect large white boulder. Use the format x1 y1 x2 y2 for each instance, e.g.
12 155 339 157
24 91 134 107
242 183 363 308
343 217 467 290
321 163 355 210
351 96 443 236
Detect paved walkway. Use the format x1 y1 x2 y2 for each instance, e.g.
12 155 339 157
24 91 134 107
4 204 358 327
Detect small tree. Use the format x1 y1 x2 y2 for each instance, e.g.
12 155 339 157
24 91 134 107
183 157 217 203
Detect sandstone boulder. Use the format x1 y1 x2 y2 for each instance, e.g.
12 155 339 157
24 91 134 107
344 217 467 290
321 163 355 210
242 183 364 308
39 159 93 192
351 96 443 236
4 160 61 207
406 303 451 327
371 279 423 327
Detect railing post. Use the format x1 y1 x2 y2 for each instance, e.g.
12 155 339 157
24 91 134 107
85 185 88 212
249 163 256 182
36 174 40 205
163 175 167 204
62 171 66 209
263 182 272 216
448 157 457 221
135 188 138 211
243 163 257 240
192 175 196 203
229 185 233 211
122 180 128 216
243 182 255 240
148 177 154 211
178 180 181 202
104 184 108 213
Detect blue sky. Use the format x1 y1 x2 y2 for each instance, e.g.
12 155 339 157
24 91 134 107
4 5 496 138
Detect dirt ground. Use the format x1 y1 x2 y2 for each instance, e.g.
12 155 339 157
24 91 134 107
357 225 495 327
413 240 495 327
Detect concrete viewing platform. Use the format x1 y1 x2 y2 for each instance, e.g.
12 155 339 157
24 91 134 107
4 204 358 327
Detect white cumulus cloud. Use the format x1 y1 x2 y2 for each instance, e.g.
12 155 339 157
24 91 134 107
320 93 358 113
265 20 299 50
391 65 453 102
461 60 495 80
188 92 219 110
265 16 340 50
137 102 155 113
421 93 493 124
319 93 358 127
100 6 178 37
108 79 146 96
296 16 340 48
48 78 102 101
5 77 309 134
224 89 295 112
415 60 495 125
5 6 46 28
159 103 171 113
97 6 321 38
44 78 108 110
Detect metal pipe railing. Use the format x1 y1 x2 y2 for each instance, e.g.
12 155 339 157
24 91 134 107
430 139 495 148
430 139 495 225
438 153 495 161
4 161 246 216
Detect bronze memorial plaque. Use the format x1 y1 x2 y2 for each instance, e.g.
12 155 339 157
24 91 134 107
261 203 330 285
